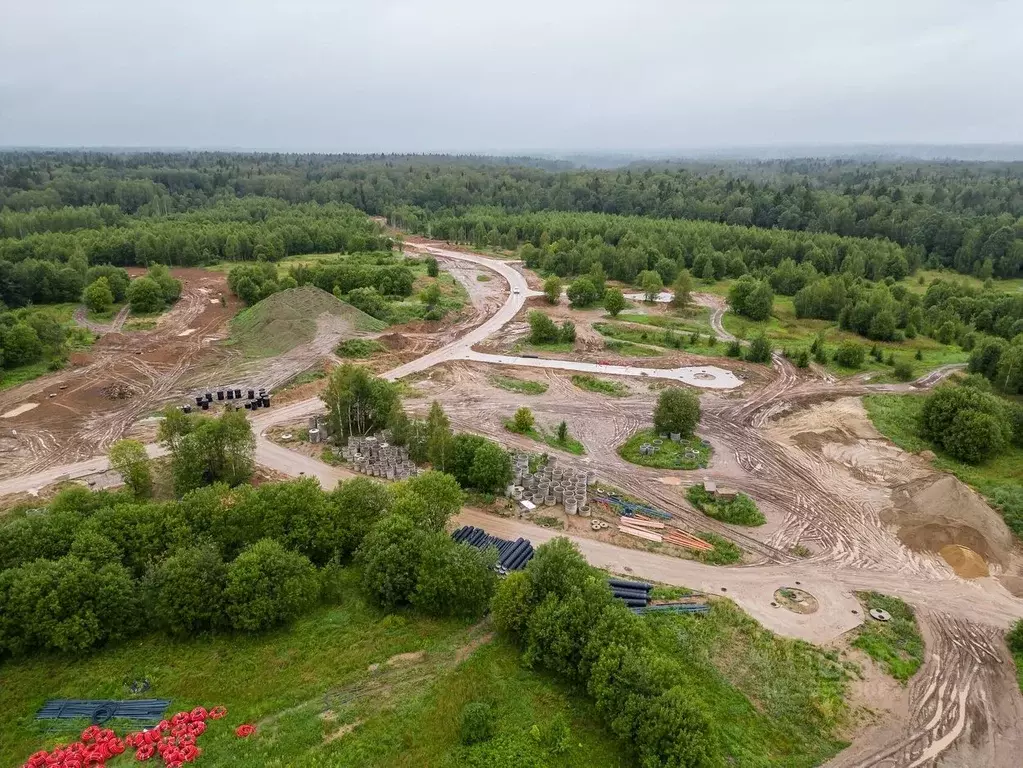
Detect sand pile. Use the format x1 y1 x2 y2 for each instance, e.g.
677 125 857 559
886 474 1013 568
939 544 989 578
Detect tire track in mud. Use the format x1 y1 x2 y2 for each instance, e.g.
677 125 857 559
830 614 1020 768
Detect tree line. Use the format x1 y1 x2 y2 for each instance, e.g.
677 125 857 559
3 152 1021 278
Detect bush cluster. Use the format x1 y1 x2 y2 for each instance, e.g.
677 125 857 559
920 383 1019 464
492 538 720 767
0 473 400 657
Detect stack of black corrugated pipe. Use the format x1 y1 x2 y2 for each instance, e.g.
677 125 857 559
608 577 653 608
451 526 535 572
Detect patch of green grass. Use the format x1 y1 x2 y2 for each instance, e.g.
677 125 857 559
476 274 491 282
86 301 126 323
649 585 693 601
277 368 328 392
602 338 663 357
122 318 157 331
618 429 711 470
506 423 586 456
851 592 924 682
489 375 548 395
0 362 53 392
693 533 743 565
0 572 625 768
643 600 851 766
686 486 766 527
594 322 728 361
864 394 1023 537
614 306 713 333
336 338 387 358
515 340 576 354
900 269 1023 296
570 374 629 397
532 515 564 530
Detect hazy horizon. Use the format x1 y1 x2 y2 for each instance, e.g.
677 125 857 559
2 1 1020 153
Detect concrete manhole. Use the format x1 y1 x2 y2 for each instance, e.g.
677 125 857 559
773 587 819 614
869 608 892 622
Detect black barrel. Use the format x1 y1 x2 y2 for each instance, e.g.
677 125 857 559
217 390 224 401
182 405 192 414
201 401 209 411
244 402 251 410
226 390 234 400
205 392 213 402
195 396 203 406
247 389 255 399
235 389 242 398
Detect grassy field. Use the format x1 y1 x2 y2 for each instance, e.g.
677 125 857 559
864 394 1023 537
644 600 852 766
0 572 626 768
570 374 630 397
618 428 711 470
612 305 714 334
227 285 386 358
851 592 924 682
336 339 387 358
594 322 733 363
602 339 664 357
489 375 548 395
721 296 968 378
0 361 54 392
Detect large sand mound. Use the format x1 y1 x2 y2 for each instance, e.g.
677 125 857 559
228 285 385 358
886 474 1014 568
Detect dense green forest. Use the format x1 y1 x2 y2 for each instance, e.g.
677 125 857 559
3 151 1021 277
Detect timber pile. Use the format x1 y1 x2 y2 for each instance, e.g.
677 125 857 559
663 528 713 552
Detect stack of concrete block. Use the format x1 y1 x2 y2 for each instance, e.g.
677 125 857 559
508 453 595 516
342 434 418 480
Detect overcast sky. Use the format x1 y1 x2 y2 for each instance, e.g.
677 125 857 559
1 0 1020 153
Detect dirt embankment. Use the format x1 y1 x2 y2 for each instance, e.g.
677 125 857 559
885 474 1015 575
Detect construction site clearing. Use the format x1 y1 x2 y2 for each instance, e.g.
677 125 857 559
1 237 1023 768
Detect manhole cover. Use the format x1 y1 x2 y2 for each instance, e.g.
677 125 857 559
869 608 892 622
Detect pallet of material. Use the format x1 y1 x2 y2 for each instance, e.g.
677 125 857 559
619 516 664 529
618 525 663 543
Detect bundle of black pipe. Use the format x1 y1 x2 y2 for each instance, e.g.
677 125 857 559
608 578 653 607
451 526 534 571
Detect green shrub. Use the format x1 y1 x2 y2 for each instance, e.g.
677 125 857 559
225 539 320 631
460 701 497 745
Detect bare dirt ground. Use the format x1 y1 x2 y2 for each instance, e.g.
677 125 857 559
0 268 235 476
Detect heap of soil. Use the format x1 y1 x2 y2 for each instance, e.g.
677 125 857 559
379 333 410 351
886 475 1013 569
939 544 989 578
